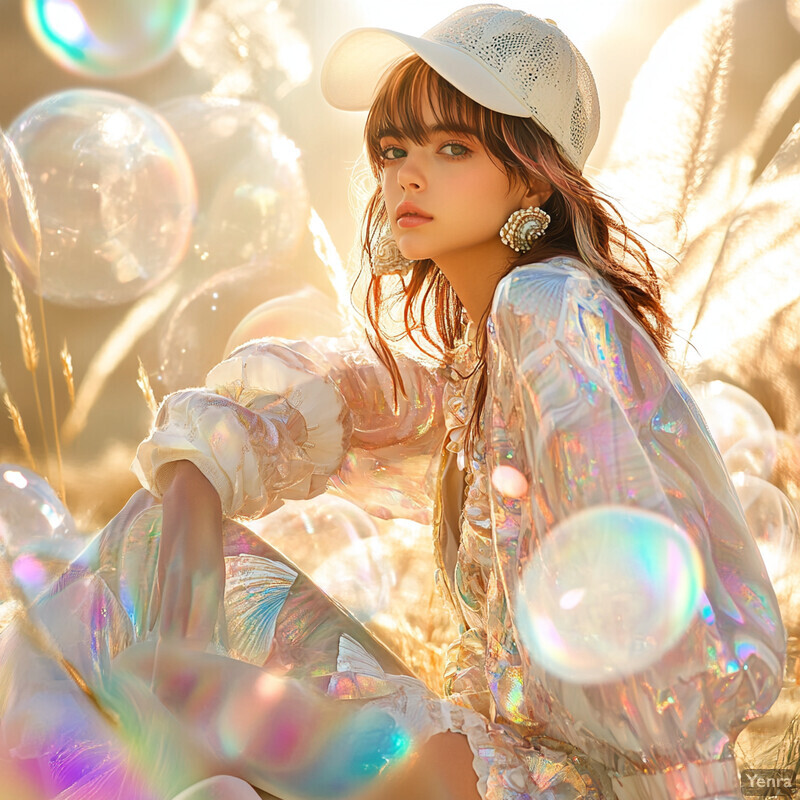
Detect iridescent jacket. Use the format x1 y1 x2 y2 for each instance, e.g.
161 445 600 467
134 256 785 800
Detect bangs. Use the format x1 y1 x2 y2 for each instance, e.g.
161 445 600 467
365 56 496 167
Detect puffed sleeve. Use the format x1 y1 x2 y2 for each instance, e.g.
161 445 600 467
132 334 446 521
485 260 785 799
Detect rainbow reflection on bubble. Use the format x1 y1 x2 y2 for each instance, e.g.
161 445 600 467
516 505 705 683
24 0 197 78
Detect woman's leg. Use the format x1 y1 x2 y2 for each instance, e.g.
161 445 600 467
171 775 262 800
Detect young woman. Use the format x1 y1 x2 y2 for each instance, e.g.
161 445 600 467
2 6 785 800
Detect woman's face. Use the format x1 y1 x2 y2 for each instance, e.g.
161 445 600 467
379 98 537 267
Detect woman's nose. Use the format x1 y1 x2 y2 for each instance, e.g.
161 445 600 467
397 153 425 191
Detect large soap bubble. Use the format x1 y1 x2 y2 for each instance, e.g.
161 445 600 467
224 286 342 354
0 465 83 600
23 0 197 78
7 90 196 306
158 95 308 274
157 263 325 391
690 380 778 478
248 495 397 624
516 506 704 683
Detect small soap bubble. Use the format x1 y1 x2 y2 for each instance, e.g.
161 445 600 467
0 465 83 601
690 380 777 479
0 465 77 553
158 263 313 391
732 473 799 585
24 0 197 78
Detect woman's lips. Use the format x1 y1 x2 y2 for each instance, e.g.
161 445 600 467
398 214 432 228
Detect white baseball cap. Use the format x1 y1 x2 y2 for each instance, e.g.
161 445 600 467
321 4 600 171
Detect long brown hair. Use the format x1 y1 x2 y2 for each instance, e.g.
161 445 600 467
359 55 673 455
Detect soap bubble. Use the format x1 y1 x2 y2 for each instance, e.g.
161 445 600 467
158 263 318 391
23 0 197 78
0 129 41 280
7 89 196 306
0 465 83 600
158 95 308 273
249 495 397 623
516 505 704 683
732 473 800 585
690 380 778 478
224 286 342 354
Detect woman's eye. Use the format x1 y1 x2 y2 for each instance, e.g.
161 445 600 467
380 145 406 160
442 142 470 157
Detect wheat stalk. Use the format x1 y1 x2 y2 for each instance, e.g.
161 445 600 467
3 392 36 471
6 264 37 373
136 357 158 416
60 340 75 407
4 262 49 476
34 289 65 501
0 362 35 470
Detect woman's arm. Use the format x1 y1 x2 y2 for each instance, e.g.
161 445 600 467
133 334 447 646
156 460 223 644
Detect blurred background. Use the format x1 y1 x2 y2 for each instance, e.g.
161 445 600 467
0 0 799 532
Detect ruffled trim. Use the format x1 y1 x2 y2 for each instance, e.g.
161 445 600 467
206 343 352 476
442 704 495 799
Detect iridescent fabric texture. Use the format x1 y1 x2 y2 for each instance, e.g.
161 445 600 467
7 256 783 799
476 257 785 798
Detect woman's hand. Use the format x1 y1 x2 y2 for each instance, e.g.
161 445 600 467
154 460 224 648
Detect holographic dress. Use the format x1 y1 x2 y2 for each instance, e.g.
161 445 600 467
3 257 785 800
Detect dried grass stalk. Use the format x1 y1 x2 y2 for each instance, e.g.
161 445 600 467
136 357 158 416
3 392 36 471
6 263 38 373
60 340 75 406
4 260 50 476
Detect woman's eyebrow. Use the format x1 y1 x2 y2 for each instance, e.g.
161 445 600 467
427 122 480 137
377 122 479 141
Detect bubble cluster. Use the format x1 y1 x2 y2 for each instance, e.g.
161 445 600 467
516 505 704 683
7 89 196 306
23 0 197 78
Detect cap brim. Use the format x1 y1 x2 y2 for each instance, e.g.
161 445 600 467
321 27 530 118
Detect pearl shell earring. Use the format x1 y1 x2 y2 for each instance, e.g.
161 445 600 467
499 206 551 253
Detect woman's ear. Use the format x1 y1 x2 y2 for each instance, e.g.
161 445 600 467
520 178 553 209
